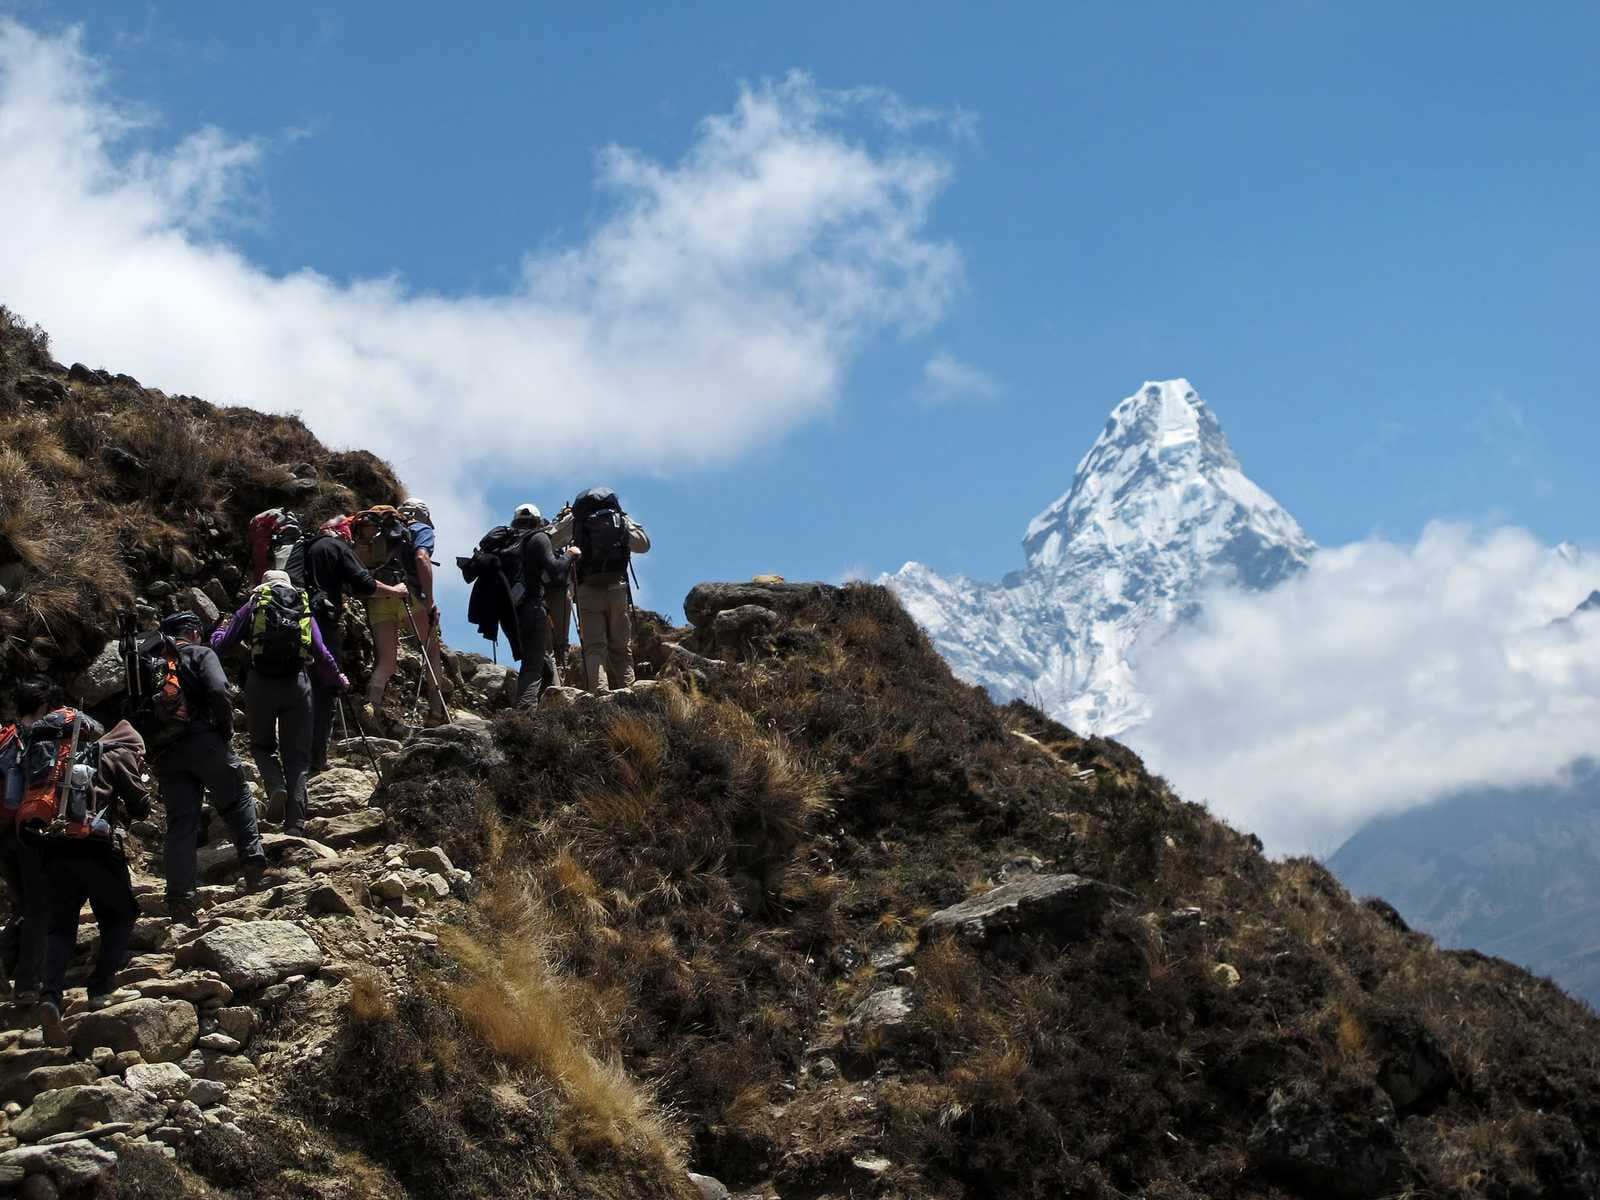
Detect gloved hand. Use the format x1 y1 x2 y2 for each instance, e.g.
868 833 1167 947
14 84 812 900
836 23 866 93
337 673 351 694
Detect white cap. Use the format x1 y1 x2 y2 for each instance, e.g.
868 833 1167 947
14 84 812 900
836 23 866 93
398 498 432 525
261 570 293 587
512 502 541 526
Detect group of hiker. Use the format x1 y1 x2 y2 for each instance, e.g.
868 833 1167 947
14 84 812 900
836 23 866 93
0 486 649 1037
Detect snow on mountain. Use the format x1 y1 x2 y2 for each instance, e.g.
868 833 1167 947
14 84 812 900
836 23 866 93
887 380 1314 735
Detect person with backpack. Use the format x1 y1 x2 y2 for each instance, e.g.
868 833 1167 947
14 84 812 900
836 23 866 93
510 504 580 705
211 570 348 836
571 488 651 692
145 612 267 925
287 515 406 774
0 677 89 1004
32 711 150 1042
247 509 304 586
397 498 448 722
354 503 446 727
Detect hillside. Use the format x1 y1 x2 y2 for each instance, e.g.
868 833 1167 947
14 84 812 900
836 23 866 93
3 307 1600 1199
1331 762 1600 1009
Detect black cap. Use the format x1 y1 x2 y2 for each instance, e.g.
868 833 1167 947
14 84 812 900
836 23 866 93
161 611 203 637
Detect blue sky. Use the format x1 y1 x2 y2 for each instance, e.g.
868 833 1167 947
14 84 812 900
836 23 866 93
3 2 1598 641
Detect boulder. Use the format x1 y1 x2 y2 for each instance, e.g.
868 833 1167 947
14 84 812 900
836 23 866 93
15 373 68 406
202 578 232 613
209 1008 256 1044
306 882 358 916
11 1084 163 1142
405 846 455 875
683 581 836 629
844 986 914 1056
67 1001 197 1064
203 1056 258 1085
302 809 386 849
539 686 582 708
921 874 1119 946
22 1064 99 1100
134 975 233 1007
392 722 504 777
709 604 781 654
307 768 375 813
2 1050 75 1102
180 588 220 629
176 922 324 991
122 1063 192 1102
469 662 514 697
68 642 126 707
0 1139 117 1189
1247 1081 1401 1200
688 1173 732 1200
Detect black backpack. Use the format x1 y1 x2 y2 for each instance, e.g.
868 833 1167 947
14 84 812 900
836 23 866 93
128 637 198 749
572 488 630 581
251 583 312 675
367 513 418 588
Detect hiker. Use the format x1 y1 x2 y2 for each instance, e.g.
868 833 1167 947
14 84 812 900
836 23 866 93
354 503 446 727
211 569 348 836
0 677 92 1004
571 488 651 692
288 515 406 774
511 504 580 705
247 508 304 586
543 503 576 670
146 612 267 926
32 709 150 1041
0 712 23 998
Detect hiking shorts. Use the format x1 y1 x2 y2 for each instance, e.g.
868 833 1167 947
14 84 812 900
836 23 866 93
365 593 408 627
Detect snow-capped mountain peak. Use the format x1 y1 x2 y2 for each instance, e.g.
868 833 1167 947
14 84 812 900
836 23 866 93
888 379 1313 735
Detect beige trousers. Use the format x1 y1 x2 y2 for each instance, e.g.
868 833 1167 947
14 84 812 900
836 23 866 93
575 576 634 691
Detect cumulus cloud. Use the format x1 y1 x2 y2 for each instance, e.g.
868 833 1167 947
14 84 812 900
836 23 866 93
921 350 999 405
0 19 963 584
1131 523 1600 856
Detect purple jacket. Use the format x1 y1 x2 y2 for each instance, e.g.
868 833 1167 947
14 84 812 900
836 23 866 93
211 595 343 689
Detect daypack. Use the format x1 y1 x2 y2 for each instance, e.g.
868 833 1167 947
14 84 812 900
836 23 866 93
572 488 631 581
251 582 313 675
14 709 90 831
358 507 418 588
248 509 303 585
0 725 22 827
128 637 198 749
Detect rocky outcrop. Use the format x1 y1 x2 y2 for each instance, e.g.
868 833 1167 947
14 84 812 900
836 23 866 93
921 873 1119 945
1248 1081 1401 1200
683 581 837 629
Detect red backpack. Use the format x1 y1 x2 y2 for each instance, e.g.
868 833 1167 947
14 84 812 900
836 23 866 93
14 709 89 831
248 509 304 585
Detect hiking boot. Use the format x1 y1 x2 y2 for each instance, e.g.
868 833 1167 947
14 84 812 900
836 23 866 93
283 822 307 839
12 987 39 1008
242 854 269 888
86 986 140 1011
167 893 201 928
36 999 67 1047
265 789 287 825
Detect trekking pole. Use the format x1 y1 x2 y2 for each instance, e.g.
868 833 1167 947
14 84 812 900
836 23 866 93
401 596 453 723
336 695 350 744
340 694 385 787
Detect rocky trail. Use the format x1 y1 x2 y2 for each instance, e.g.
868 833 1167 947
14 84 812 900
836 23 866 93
0 717 481 1196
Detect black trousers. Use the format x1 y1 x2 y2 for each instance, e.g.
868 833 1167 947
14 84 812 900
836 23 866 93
514 600 558 707
156 730 265 899
0 826 48 993
41 849 137 1007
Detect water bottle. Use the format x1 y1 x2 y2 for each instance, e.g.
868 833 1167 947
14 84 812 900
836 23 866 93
66 761 95 824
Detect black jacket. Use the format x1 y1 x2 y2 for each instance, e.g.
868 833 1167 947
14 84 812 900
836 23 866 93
521 530 568 602
301 534 377 610
176 642 234 736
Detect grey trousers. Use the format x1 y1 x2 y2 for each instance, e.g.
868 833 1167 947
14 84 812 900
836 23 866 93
247 669 313 829
576 576 634 692
156 730 265 898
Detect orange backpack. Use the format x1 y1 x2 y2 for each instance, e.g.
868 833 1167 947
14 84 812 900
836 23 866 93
14 709 88 831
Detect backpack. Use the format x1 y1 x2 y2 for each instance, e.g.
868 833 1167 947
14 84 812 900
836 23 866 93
359 507 418 588
14 709 89 831
0 725 22 828
572 488 630 581
248 509 303 585
251 583 313 675
128 637 198 749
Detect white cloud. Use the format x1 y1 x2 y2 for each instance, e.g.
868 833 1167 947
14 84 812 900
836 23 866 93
1131 523 1600 857
0 20 963 593
921 350 999 405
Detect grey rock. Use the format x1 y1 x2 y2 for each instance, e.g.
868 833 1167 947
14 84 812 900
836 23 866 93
539 685 582 708
22 1064 98 1101
709 603 781 654
844 986 914 1055
176 922 324 991
208 1008 256 1044
19 1170 60 1199
1248 1081 1400 1200
2 1047 82 1104
306 767 375 811
0 1138 116 1188
404 846 454 875
369 873 406 902
134 976 232 1007
683 581 836 628
196 1033 241 1054
197 834 338 881
180 587 220 629
122 1063 191 1102
306 882 358 917
11 1084 163 1142
67 1001 198 1064
922 873 1119 945
303 809 386 849
202 1056 258 1085
688 1172 731 1200
202 578 232 613
69 642 126 707
186 1078 228 1108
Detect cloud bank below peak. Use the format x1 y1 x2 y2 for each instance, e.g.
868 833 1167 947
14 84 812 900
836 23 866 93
1132 522 1600 856
0 19 965 553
